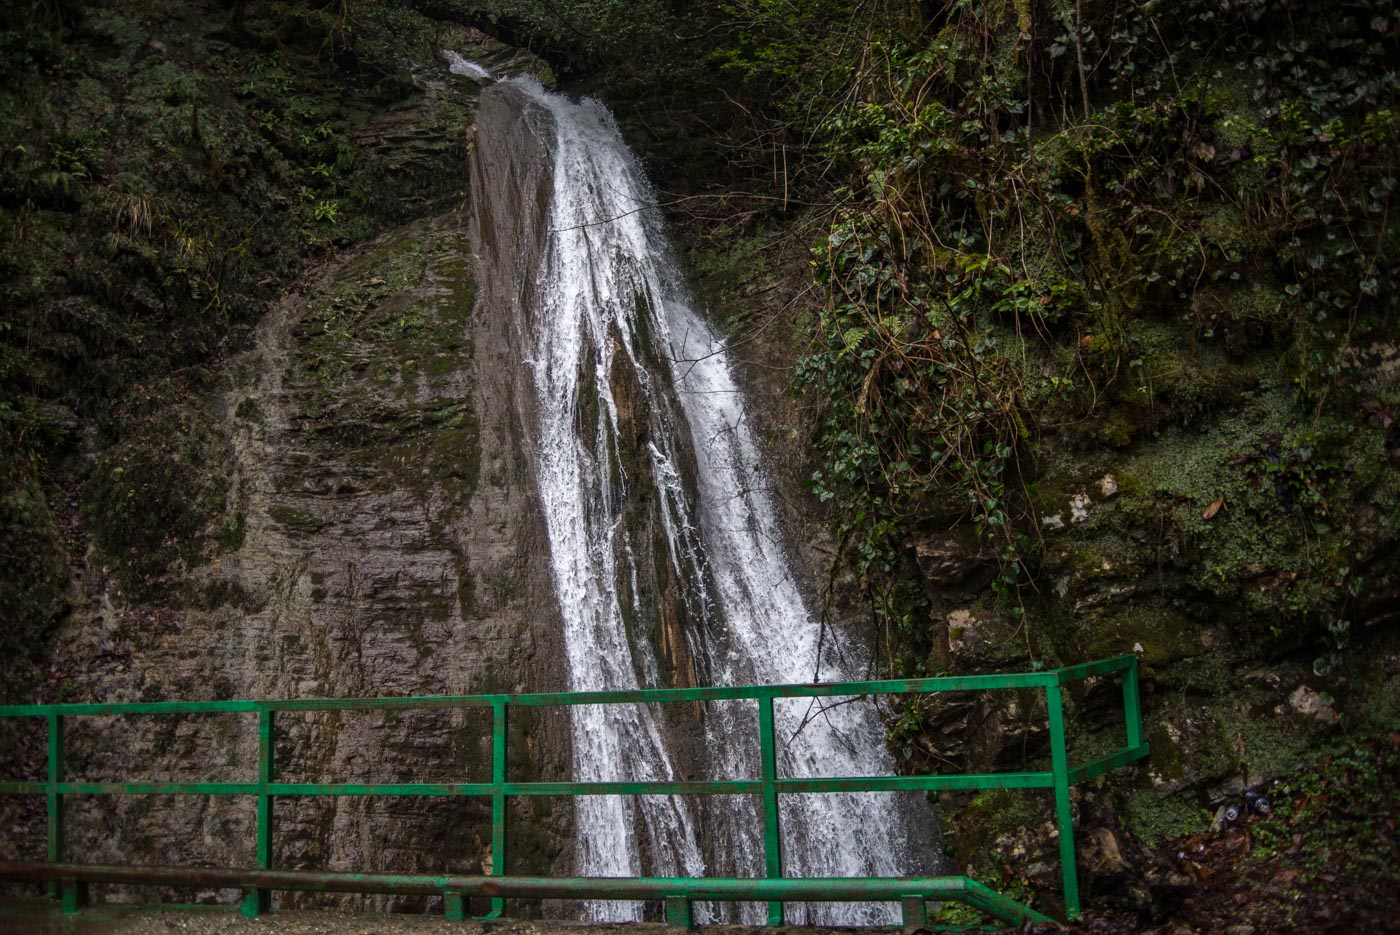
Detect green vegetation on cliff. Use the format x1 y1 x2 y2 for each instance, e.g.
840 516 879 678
0 0 485 696
784 0 1398 676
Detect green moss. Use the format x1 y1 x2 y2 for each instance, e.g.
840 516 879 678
1086 606 1201 667
81 376 231 599
267 504 323 533
423 353 459 378
1042 384 1371 642
456 559 477 619
285 227 483 523
1096 411 1136 448
234 398 263 422
1121 790 1208 843
0 444 70 701
953 789 1050 872
217 511 247 552
195 579 256 612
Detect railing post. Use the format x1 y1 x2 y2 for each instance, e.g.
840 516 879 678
1123 657 1143 751
61 877 88 914
485 699 508 920
46 712 63 903
756 694 783 926
1045 684 1080 919
243 705 274 918
665 895 694 928
899 894 928 932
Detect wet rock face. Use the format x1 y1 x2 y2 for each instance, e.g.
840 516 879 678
0 32 578 909
6 211 573 909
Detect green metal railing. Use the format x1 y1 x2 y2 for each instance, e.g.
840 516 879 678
0 654 1148 927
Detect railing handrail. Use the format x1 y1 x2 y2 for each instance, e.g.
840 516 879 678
0 653 1137 717
0 654 1148 925
0 861 1058 928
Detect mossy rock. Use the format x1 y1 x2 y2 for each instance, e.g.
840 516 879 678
0 442 71 700
81 373 233 600
267 504 323 534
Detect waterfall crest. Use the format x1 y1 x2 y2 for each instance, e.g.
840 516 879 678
468 71 939 925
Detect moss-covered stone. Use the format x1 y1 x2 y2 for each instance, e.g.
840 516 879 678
0 442 71 701
267 504 323 534
81 373 233 599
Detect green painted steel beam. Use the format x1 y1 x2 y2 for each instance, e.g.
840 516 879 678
757 695 783 926
273 782 495 797
665 895 694 928
1123 661 1143 750
49 782 259 796
0 671 1063 720
14 864 917 898
2 774 1060 798
961 877 1055 926
1044 685 1079 920
0 861 1047 926
270 695 497 712
60 878 87 915
1 658 1134 723
899 895 928 930
46 714 63 902
18 773 1061 797
247 706 273 918
0 655 1148 930
1049 654 1135 685
773 773 1055 793
500 672 1059 707
488 700 507 919
1066 745 1150 785
504 780 764 796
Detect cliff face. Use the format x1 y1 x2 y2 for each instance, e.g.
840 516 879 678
33 209 572 906
0 3 574 908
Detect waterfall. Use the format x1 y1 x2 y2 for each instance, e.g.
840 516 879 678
466 67 938 925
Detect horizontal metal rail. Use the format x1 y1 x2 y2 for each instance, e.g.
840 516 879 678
0 654 1149 926
0 860 1055 928
0 669 1067 718
0 773 1067 798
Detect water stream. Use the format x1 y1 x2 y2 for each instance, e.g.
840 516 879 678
466 66 937 925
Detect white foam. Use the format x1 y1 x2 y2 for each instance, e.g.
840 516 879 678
443 50 492 80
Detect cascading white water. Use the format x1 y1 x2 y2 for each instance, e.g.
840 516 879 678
443 49 493 80
465 63 938 925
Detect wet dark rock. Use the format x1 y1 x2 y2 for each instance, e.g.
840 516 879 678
911 530 997 594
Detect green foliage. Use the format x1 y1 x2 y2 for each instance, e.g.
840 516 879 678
413 0 672 72
0 0 485 695
797 215 1032 665
781 0 1400 672
0 0 473 452
1250 738 1398 882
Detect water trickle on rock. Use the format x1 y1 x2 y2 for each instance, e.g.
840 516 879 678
467 71 939 925
443 51 493 81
